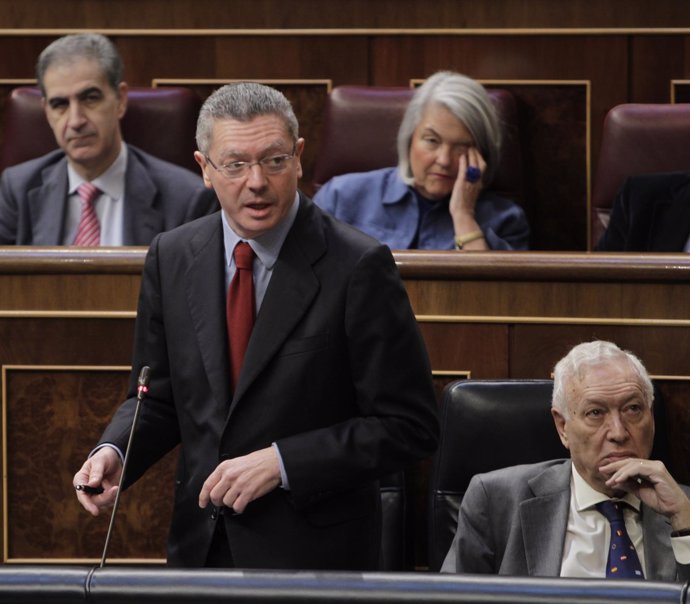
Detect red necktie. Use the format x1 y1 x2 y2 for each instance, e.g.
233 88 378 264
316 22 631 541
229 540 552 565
227 242 256 389
72 182 101 246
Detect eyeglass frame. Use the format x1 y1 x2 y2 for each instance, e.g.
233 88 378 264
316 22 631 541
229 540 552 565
204 142 297 179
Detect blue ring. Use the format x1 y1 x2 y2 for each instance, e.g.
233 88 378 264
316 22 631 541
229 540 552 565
465 166 481 183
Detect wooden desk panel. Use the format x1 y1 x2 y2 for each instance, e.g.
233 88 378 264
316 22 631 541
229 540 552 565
1 249 689 568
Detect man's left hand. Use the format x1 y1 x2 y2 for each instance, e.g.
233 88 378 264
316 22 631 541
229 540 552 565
199 447 281 514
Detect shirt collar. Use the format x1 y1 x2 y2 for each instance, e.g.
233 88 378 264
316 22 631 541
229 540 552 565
222 191 300 270
67 143 128 200
382 168 416 205
571 463 641 513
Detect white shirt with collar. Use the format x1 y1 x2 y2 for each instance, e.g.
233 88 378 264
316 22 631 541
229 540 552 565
560 463 690 578
63 144 128 246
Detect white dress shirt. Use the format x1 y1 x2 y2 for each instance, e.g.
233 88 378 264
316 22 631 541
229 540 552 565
560 464 690 577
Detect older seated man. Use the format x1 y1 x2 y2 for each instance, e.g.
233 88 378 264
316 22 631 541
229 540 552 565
442 340 690 581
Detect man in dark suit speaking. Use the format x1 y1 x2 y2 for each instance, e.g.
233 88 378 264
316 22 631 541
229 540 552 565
441 340 690 581
73 82 439 570
0 33 217 245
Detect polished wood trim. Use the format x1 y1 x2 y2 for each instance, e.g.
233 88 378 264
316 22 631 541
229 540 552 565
153 78 333 92
0 247 147 274
394 251 690 282
5 557 166 565
3 249 690 282
0 311 136 319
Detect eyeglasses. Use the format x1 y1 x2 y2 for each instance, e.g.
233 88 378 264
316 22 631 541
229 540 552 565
205 144 296 179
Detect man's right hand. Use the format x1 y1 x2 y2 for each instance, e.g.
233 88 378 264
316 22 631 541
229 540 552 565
73 446 122 516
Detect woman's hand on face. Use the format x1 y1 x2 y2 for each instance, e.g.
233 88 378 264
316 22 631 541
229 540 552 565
450 147 487 218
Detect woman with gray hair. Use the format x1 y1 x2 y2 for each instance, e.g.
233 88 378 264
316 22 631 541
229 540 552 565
314 71 529 250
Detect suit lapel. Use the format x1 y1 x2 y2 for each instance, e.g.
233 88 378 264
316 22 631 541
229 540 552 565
648 177 690 251
184 214 232 413
641 504 675 581
520 461 571 576
122 146 161 245
228 194 324 412
28 158 69 245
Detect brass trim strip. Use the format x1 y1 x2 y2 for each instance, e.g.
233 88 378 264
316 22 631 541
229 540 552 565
431 370 471 378
416 315 690 327
671 79 690 103
0 311 136 319
153 77 333 92
5 557 166 565
0 79 36 85
3 28 690 36
1 312 687 325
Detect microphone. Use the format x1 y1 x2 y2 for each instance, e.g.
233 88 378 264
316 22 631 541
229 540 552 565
99 365 151 568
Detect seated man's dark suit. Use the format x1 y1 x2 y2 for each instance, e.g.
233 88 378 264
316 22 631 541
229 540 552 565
99 193 439 569
596 171 690 251
441 459 690 582
0 145 218 245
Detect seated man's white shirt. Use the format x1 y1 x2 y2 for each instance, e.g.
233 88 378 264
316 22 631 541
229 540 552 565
560 464 690 578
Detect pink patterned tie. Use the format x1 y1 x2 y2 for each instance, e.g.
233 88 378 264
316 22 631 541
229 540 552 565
72 182 101 246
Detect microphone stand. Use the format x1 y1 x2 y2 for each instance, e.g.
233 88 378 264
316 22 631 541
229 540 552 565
99 365 151 568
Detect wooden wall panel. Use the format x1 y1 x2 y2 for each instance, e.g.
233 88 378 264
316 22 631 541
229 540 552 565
508 323 690 485
154 79 332 196
3 365 175 562
1 29 690 249
2 249 689 568
0 28 690 250
1 0 690 29
629 35 686 102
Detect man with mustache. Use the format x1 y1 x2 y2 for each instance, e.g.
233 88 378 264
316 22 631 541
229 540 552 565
0 33 217 245
442 340 690 581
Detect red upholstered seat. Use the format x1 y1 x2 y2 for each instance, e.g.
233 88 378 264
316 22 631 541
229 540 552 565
312 85 524 204
0 86 201 175
591 103 690 248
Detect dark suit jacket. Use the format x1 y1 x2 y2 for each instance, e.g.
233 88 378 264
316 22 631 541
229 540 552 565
441 459 690 582
99 193 439 569
0 144 218 245
596 171 690 251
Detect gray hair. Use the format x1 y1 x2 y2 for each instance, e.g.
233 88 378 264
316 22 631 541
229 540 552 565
196 82 299 155
397 71 502 186
36 33 123 96
552 340 654 418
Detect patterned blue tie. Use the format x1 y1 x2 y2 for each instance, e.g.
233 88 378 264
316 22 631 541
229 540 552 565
596 500 644 579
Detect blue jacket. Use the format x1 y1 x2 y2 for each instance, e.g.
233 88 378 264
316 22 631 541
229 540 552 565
313 167 529 250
